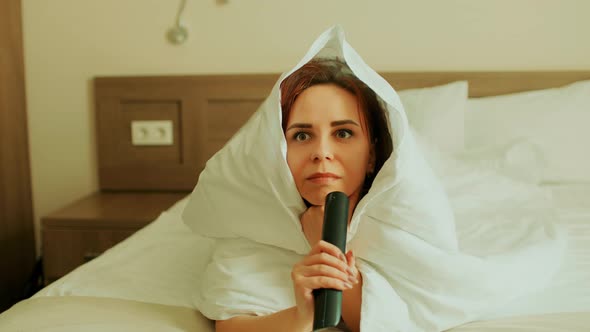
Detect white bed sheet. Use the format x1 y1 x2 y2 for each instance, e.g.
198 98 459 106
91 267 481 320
34 197 212 310
31 184 590 329
0 296 214 332
2 296 588 332
480 184 590 319
448 312 590 331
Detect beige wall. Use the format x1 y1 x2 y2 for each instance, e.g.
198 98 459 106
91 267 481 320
22 0 590 253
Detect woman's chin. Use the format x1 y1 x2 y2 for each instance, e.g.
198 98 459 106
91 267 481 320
301 194 327 206
302 188 343 206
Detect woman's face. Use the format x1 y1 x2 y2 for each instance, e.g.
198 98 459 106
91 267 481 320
285 83 374 207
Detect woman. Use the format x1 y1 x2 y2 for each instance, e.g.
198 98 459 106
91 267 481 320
183 26 564 332
215 59 393 332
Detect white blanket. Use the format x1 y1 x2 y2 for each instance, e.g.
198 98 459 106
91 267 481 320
181 25 566 331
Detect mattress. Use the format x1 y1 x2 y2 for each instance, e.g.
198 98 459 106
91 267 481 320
1 296 588 332
1 184 588 331
0 296 214 332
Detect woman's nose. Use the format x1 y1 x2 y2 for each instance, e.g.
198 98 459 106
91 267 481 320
310 140 334 161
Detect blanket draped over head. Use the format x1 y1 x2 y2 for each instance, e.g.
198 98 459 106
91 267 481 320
182 26 565 331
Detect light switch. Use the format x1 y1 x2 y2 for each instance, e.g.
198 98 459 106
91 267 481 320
131 120 174 146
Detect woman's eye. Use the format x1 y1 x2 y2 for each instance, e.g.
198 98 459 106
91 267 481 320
293 132 311 142
335 129 353 139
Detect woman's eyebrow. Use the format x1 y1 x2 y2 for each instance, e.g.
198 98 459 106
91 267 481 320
331 120 359 127
286 123 312 131
286 120 359 131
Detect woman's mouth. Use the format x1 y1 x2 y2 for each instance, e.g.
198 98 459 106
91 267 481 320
307 172 341 184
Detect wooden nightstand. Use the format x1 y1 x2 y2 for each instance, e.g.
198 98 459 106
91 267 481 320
41 191 187 284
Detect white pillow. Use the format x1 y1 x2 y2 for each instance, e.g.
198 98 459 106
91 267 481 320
466 79 590 184
398 81 468 154
456 138 545 185
417 131 544 185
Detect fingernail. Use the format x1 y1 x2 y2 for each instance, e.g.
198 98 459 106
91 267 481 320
348 275 358 284
344 282 353 289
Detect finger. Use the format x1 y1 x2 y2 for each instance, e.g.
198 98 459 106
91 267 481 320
295 275 354 292
301 252 350 275
346 250 355 269
345 251 359 283
298 263 350 282
309 240 347 262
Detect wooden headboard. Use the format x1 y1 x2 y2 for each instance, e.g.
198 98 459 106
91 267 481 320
94 71 590 192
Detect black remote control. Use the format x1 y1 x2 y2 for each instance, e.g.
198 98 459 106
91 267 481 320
312 191 349 331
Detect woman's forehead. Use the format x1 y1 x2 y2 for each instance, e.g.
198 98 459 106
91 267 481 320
287 84 362 123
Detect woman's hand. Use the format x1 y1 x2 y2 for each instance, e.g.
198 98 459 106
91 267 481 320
291 241 359 326
300 205 325 246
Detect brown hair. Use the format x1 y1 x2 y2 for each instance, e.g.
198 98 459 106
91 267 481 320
280 58 393 194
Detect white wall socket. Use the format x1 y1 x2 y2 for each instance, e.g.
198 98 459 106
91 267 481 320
131 120 174 146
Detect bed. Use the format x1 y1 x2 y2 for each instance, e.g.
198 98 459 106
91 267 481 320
1 70 589 331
